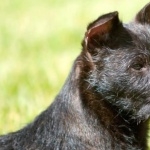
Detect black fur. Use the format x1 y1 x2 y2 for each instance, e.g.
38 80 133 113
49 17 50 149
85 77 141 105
1 3 150 150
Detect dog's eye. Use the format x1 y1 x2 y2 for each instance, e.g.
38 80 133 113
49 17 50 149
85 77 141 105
130 55 148 71
131 63 145 71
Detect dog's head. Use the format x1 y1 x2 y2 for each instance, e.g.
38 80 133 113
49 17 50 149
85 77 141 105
82 3 150 122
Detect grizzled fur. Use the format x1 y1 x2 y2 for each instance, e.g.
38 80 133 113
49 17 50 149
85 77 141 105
1 3 150 150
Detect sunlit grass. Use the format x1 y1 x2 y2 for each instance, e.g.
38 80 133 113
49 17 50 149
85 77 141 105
0 1 150 148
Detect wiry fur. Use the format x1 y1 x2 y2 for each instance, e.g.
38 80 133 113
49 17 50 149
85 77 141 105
1 3 150 150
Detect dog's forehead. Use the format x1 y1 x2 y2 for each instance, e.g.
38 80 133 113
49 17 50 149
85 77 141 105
124 23 150 44
125 23 150 49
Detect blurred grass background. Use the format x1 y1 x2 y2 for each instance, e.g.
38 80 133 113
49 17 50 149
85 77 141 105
0 0 150 145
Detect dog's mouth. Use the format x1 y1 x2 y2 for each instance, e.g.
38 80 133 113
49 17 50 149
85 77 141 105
146 97 150 103
133 102 150 121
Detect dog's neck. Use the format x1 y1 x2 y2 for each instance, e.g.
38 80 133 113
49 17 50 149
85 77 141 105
80 81 148 149
61 58 149 150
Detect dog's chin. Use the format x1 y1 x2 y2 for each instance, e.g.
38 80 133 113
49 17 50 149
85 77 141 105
132 104 150 123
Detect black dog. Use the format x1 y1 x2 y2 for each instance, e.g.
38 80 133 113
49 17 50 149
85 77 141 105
1 2 150 150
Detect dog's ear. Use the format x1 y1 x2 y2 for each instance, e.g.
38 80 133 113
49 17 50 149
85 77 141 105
84 11 122 52
135 2 150 24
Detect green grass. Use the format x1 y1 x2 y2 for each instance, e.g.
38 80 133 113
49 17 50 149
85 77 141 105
0 0 150 147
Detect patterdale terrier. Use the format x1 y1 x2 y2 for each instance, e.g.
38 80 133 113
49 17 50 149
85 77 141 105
1 2 150 150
